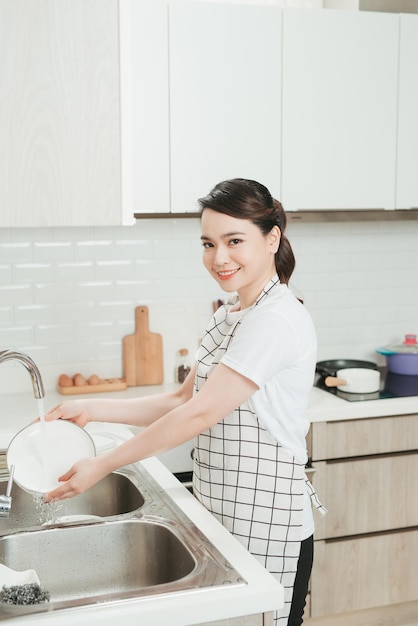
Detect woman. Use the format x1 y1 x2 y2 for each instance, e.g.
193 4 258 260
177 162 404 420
45 178 325 625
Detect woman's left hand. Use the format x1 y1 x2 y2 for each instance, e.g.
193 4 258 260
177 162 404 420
43 456 109 503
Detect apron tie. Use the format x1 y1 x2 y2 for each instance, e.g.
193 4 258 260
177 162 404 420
305 477 328 517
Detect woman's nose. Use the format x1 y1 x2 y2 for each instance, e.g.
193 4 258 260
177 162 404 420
213 245 230 265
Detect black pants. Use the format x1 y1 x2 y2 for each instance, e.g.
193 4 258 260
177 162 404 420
288 534 314 626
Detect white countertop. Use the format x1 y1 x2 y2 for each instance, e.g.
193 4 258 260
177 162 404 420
0 390 284 626
0 454 284 625
1 382 416 444
0 383 417 624
307 386 418 422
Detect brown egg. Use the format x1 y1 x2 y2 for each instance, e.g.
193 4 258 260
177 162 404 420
58 374 74 387
88 374 100 386
73 373 88 386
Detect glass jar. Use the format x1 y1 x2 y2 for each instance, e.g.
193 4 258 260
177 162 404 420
175 348 191 384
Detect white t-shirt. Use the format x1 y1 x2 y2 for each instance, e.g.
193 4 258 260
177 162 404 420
218 281 317 538
220 282 317 463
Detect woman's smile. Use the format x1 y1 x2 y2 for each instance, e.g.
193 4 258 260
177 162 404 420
216 268 240 280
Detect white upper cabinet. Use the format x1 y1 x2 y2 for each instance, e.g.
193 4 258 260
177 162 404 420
0 0 133 227
168 1 282 213
396 14 418 210
281 10 398 211
130 0 170 214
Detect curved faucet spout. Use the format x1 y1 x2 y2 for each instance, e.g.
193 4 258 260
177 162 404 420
0 350 45 399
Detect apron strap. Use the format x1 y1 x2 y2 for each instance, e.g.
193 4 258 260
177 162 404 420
305 477 328 517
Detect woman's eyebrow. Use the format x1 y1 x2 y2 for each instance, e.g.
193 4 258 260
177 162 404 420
200 231 246 241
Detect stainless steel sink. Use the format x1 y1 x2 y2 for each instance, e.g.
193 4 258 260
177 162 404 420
0 519 196 604
0 463 245 617
0 470 145 533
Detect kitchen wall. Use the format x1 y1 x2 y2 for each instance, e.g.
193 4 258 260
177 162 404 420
1 217 417 395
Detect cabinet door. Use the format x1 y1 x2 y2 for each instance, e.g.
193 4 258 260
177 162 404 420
169 2 282 213
396 14 418 209
311 414 418 460
311 529 418 616
282 10 398 211
130 0 170 214
0 0 131 227
313 453 418 539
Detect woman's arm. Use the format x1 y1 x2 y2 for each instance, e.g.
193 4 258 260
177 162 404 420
45 365 197 428
44 362 258 502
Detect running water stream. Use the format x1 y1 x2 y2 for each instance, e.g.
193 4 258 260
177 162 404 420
36 397 49 493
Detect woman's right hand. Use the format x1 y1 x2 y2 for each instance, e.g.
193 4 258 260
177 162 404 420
45 399 93 427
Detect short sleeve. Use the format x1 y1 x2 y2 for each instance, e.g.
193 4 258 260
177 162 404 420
220 307 301 388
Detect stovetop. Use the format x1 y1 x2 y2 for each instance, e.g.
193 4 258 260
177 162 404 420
315 367 418 402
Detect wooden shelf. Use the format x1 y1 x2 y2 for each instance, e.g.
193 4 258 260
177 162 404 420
134 209 418 223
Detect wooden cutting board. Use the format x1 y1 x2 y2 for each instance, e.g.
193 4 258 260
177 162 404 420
122 306 164 386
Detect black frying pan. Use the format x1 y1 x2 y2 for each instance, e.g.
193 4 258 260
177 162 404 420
316 359 378 379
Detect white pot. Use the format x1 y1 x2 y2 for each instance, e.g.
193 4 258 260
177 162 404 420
325 368 381 394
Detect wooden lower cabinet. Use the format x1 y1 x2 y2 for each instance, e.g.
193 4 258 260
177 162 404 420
309 412 418 619
310 528 418 617
313 453 418 540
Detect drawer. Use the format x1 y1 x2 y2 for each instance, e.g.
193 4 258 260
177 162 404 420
311 413 418 460
310 528 418 617
313 452 418 539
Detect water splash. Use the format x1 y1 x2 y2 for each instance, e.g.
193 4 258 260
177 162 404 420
32 493 64 526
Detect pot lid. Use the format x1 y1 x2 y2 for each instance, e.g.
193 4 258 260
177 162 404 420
377 334 418 355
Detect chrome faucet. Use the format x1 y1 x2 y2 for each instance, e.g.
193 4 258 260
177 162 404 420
0 465 14 518
0 349 45 399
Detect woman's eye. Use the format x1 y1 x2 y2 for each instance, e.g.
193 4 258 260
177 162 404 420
202 242 213 249
229 238 242 246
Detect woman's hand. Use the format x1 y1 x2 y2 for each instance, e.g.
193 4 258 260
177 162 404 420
43 456 109 503
45 399 92 427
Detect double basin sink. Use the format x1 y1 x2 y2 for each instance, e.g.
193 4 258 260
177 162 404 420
0 463 244 617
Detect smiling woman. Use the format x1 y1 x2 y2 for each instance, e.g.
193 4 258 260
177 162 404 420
192 179 325 626
43 178 323 626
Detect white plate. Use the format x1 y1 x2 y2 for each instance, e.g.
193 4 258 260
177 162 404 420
7 421 96 494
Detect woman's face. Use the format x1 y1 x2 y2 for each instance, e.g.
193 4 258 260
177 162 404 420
200 209 280 309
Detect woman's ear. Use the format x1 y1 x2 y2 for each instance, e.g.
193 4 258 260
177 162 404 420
269 225 281 253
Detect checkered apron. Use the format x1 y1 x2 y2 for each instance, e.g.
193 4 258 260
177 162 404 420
193 284 309 625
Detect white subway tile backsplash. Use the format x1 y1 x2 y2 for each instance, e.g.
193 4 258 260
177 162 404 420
75 240 114 261
77 322 115 342
36 323 76 344
0 242 32 263
96 260 135 281
56 341 98 364
0 264 12 284
33 242 74 263
11 228 54 242
0 230 11 243
0 307 13 325
15 304 55 325
14 263 54 284
114 239 154 259
114 280 154 301
0 284 33 305
0 325 33 346
1 218 417 393
74 281 114 302
33 282 75 304
96 341 124 361
96 301 136 323
55 302 95 323
55 262 95 283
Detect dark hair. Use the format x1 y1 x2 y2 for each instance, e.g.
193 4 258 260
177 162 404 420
198 178 295 284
